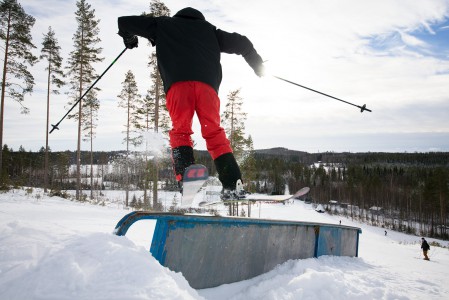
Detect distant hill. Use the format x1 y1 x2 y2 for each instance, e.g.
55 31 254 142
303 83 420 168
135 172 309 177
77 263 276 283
196 147 449 166
5 146 448 167
254 147 308 156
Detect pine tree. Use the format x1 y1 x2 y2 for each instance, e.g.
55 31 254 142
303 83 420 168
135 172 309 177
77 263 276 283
119 71 143 148
241 135 256 216
66 0 103 200
118 70 141 207
82 91 99 200
40 26 65 193
0 0 37 182
137 90 156 209
435 168 449 238
145 52 170 136
221 88 248 160
241 135 257 191
141 0 171 210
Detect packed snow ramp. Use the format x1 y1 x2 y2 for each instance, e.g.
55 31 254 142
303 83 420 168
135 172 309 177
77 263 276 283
114 212 362 289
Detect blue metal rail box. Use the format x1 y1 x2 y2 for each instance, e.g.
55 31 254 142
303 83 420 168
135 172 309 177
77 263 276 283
114 212 361 289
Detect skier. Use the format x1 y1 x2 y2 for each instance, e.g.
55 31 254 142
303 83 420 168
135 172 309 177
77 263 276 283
421 237 430 260
117 7 264 199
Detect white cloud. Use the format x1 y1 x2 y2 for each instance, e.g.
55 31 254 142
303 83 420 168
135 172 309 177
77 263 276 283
399 31 427 47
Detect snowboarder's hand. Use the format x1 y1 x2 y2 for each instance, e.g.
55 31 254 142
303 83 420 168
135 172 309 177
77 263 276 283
123 35 138 49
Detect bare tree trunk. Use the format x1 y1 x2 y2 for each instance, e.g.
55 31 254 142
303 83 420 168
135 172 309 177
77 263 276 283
154 76 160 131
143 113 149 208
152 159 158 210
143 154 149 209
125 95 130 207
0 10 12 183
76 28 84 201
152 75 161 210
419 192 423 234
44 56 51 193
76 100 82 200
440 190 445 237
90 110 93 200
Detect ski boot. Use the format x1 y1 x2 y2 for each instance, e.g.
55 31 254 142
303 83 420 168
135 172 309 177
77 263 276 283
221 179 247 200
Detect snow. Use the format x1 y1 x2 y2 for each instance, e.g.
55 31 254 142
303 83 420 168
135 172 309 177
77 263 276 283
1 188 448 299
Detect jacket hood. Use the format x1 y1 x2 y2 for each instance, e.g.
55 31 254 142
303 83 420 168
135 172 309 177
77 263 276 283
174 7 205 21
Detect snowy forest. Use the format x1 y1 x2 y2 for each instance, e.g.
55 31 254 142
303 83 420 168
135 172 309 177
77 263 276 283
1 0 448 241
1 145 449 240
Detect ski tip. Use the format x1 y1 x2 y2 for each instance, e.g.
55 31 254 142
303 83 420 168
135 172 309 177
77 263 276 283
292 187 310 198
199 200 223 207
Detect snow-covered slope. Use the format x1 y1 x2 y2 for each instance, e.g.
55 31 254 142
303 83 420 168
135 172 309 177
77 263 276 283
1 189 448 299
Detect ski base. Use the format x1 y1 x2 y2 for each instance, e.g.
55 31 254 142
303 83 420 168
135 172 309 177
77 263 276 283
181 164 208 207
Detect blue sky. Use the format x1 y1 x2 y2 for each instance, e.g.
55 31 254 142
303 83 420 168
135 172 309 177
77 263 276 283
3 0 449 153
368 18 449 60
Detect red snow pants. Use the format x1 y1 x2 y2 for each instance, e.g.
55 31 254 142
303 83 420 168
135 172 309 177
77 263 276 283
166 81 232 160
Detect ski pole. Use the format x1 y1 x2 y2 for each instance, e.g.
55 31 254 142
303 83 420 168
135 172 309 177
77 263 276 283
273 75 372 113
50 48 128 133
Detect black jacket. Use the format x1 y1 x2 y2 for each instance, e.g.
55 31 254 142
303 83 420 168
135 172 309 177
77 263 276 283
421 239 430 251
118 7 263 93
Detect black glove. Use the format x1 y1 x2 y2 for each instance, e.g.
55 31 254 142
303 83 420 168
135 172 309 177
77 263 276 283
123 35 138 49
244 49 265 77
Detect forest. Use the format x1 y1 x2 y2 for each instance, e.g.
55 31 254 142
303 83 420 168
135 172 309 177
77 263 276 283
1 145 448 239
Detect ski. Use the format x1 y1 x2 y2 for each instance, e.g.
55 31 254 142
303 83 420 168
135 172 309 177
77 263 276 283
199 186 310 207
180 164 209 207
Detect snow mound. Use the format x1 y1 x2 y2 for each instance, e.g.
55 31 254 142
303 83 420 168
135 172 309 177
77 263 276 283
200 256 408 300
0 221 200 300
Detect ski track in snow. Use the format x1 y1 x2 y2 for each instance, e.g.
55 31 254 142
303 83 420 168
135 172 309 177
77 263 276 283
1 188 448 300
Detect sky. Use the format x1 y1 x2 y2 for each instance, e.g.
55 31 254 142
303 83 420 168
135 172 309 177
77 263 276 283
3 0 449 153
